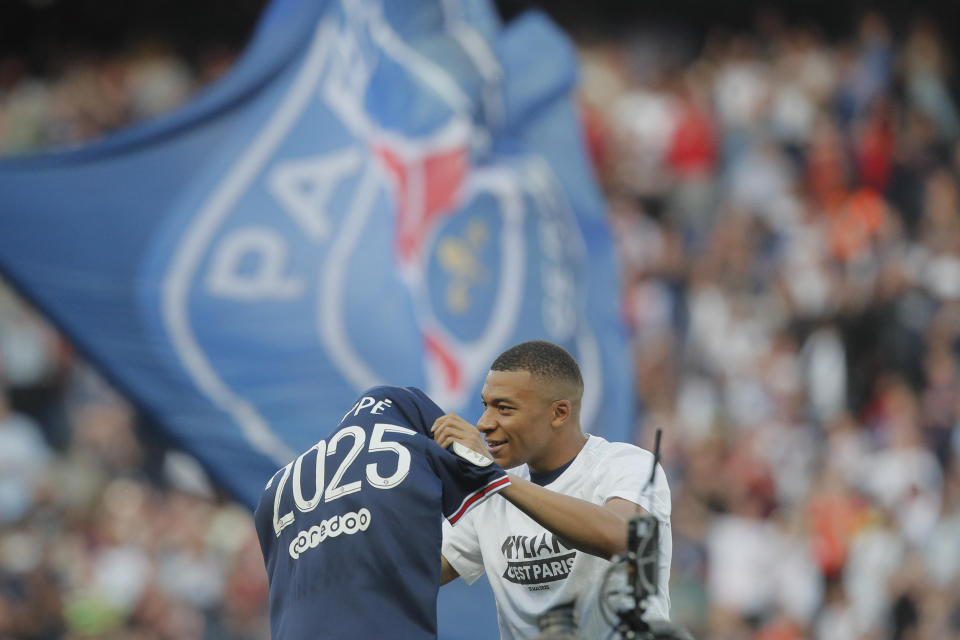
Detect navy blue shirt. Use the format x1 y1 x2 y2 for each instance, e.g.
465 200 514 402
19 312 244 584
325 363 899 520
254 386 509 639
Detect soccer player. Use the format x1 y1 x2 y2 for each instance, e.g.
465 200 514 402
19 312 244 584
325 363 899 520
254 385 510 639
433 340 672 639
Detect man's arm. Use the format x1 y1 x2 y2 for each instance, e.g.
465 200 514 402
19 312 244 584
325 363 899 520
432 413 648 561
440 555 460 585
438 492 639 583
500 475 642 559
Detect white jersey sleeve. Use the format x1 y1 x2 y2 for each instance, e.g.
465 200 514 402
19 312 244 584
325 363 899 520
582 442 673 626
592 444 672 524
442 507 486 585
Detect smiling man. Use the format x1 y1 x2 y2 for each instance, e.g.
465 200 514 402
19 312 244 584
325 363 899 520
432 340 672 639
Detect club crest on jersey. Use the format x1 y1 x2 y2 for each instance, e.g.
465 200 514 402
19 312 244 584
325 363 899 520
452 441 494 467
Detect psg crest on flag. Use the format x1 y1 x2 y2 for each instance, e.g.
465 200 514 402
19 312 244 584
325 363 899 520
0 0 631 510
151 4 613 464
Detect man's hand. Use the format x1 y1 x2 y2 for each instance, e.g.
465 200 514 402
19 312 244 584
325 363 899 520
431 414 490 458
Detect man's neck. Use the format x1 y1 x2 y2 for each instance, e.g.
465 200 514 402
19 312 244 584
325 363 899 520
528 431 588 475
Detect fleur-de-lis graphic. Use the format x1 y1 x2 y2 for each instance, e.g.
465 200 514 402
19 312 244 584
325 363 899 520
437 219 489 313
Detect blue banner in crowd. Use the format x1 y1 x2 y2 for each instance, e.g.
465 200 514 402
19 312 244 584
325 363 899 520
0 0 629 557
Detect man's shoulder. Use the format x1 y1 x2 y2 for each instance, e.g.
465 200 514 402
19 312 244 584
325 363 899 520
584 435 655 465
581 436 670 516
578 437 663 493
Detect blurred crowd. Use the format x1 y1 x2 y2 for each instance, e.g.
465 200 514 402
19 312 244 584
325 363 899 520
0 42 232 155
2 7 960 640
0 298 270 640
0 44 269 640
581 11 960 640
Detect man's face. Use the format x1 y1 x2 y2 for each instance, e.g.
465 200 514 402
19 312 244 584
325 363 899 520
477 369 556 470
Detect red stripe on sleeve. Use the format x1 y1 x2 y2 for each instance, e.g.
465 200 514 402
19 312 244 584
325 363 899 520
448 476 511 525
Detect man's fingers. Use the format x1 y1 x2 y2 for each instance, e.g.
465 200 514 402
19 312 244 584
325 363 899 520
431 414 473 436
432 420 458 445
431 413 470 433
436 433 454 449
432 421 453 439
436 432 469 451
431 416 489 456
434 425 466 447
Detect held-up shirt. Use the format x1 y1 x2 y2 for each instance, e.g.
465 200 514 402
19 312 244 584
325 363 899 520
254 386 510 640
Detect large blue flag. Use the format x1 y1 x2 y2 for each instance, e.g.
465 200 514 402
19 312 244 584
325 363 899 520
0 0 631 634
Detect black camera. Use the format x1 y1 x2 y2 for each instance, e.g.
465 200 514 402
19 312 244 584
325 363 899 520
598 430 695 640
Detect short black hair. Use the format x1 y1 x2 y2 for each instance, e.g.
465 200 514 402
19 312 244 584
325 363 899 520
490 340 583 389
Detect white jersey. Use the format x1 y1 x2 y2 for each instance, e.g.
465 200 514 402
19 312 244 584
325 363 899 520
442 435 672 640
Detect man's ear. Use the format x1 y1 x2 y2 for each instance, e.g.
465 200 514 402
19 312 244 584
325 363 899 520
551 399 571 427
